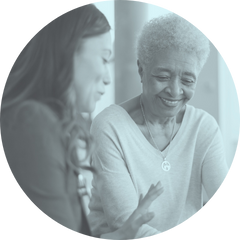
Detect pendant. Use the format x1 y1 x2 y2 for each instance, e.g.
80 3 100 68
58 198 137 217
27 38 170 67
162 160 171 172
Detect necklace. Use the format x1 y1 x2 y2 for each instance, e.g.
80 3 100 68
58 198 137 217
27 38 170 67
140 96 176 172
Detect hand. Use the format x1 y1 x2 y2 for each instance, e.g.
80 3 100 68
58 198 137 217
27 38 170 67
77 174 91 198
102 181 164 239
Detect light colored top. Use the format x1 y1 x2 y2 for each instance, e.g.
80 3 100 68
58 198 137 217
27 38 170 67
1 101 90 234
88 104 228 238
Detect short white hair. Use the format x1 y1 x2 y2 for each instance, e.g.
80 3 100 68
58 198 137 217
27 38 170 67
137 13 210 72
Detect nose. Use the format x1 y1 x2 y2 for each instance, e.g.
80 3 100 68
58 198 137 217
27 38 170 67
103 65 111 85
165 78 183 98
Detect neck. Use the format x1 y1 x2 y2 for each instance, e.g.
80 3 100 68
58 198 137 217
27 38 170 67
140 95 176 127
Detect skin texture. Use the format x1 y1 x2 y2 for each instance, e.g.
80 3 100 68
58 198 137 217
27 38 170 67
72 32 112 113
139 48 198 124
121 48 199 151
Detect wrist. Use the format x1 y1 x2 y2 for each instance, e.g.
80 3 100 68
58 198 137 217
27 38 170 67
100 228 125 240
100 232 112 239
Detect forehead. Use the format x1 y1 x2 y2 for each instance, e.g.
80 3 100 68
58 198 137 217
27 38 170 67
149 48 198 73
77 32 112 55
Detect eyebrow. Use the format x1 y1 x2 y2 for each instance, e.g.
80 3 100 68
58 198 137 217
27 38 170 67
153 67 172 73
153 67 196 80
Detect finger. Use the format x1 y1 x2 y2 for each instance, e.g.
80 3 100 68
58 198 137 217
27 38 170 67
78 187 89 197
138 194 143 205
145 184 156 198
147 184 154 193
149 181 162 194
78 174 86 187
143 183 163 202
133 212 155 229
155 181 161 188
77 139 87 149
144 182 160 199
136 182 164 213
147 186 164 202
139 187 164 210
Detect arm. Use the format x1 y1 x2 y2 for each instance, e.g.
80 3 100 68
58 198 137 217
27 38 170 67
90 122 161 238
202 126 229 199
3 102 80 231
100 182 163 239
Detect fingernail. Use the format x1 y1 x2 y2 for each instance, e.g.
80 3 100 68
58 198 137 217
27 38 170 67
78 174 86 186
78 174 84 181
78 188 88 196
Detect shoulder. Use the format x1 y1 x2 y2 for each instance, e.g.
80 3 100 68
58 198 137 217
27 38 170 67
11 100 59 128
1 100 64 165
186 104 218 130
1 100 61 142
18 100 58 124
1 100 65 166
119 95 139 114
91 104 129 132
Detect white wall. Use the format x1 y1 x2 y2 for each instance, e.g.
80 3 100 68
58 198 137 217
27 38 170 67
147 2 170 20
92 2 170 117
218 53 240 167
82 1 115 214
92 1 115 119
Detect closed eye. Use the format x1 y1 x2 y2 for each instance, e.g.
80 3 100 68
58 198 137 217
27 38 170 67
157 77 169 80
181 78 194 85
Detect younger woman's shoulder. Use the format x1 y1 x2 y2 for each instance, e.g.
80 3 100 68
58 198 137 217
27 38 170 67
3 100 59 130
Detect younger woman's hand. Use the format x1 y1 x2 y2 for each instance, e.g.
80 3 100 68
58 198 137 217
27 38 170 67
77 174 91 198
101 181 164 239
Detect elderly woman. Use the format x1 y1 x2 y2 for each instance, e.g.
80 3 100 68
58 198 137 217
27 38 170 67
88 13 229 238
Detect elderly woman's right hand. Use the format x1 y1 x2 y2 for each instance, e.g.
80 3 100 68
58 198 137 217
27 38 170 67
101 181 164 239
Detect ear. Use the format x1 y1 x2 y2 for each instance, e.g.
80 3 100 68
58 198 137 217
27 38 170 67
137 60 144 82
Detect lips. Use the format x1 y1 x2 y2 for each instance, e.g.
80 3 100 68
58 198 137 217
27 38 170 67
94 93 101 101
161 98 178 104
159 97 181 107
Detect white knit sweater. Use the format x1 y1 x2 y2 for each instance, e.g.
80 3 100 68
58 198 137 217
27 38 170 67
88 104 228 238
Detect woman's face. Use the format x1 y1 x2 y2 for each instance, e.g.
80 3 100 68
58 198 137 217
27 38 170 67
139 48 199 118
72 31 112 113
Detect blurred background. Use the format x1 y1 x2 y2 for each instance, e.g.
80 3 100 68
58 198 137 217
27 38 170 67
82 0 239 211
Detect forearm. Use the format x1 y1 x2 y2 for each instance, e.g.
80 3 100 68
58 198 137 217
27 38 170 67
100 229 123 240
93 225 162 240
93 231 118 240
99 231 117 240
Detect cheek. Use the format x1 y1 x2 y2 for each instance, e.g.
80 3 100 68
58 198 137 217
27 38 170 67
184 85 196 100
143 77 161 93
73 76 92 101
87 77 102 103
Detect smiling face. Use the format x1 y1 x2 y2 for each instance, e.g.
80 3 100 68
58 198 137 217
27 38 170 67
138 48 199 119
72 31 112 113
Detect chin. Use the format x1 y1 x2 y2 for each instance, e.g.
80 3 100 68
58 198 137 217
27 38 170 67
78 97 98 113
87 103 97 113
78 104 95 113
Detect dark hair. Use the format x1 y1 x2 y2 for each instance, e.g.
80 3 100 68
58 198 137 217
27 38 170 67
1 4 111 172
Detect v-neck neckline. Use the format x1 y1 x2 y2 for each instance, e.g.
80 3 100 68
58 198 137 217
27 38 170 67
112 104 189 158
